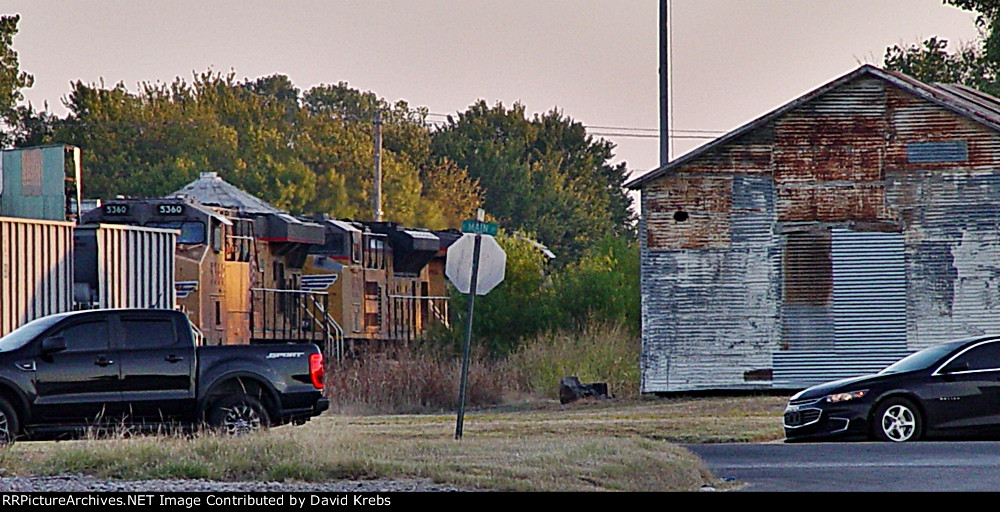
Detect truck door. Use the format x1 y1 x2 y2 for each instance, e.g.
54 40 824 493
117 313 196 422
33 316 121 424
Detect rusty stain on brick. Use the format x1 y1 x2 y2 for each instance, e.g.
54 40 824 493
644 176 732 250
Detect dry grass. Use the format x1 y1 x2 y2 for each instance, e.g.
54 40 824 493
0 395 788 491
324 346 506 415
504 322 641 400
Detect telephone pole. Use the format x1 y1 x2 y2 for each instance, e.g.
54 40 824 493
659 0 670 166
373 109 384 222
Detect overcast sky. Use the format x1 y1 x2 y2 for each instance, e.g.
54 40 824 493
3 0 983 180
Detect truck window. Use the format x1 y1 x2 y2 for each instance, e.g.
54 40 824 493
122 318 176 350
56 321 109 352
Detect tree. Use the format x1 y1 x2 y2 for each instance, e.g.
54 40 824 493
884 1 1000 95
302 82 482 227
0 15 33 148
431 101 636 262
42 73 316 210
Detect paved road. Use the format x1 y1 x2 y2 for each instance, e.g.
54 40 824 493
686 441 1000 492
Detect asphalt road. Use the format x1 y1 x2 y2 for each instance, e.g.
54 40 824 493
686 441 1000 492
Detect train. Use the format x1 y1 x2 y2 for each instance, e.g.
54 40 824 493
1 148 460 360
80 172 460 358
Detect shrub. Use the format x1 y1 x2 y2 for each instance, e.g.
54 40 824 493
504 321 641 400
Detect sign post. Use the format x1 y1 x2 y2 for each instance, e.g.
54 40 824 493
446 210 505 440
454 232 481 440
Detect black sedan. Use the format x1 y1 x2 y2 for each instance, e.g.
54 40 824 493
783 335 1000 442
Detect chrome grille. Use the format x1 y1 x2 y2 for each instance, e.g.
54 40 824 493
788 397 822 407
784 408 822 428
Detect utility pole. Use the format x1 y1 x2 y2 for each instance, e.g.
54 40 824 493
659 0 670 166
373 109 384 222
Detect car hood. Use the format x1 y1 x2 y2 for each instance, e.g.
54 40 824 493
791 373 888 401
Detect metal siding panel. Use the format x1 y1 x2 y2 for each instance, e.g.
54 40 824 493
906 141 969 163
773 230 908 387
0 217 73 336
640 175 779 392
89 224 177 310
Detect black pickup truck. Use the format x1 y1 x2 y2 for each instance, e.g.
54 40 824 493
0 308 329 443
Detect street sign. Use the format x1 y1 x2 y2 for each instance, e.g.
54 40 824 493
445 233 506 295
461 219 498 236
450 214 507 440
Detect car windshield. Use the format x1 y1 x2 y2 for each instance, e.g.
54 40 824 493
0 314 68 352
879 341 967 375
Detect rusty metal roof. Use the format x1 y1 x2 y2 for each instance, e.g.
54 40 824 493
167 172 283 215
625 64 1000 189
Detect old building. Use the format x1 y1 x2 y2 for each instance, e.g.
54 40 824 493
625 64 1000 392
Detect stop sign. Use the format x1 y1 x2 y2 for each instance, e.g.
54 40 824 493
446 234 506 295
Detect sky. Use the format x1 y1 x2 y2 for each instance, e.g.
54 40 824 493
2 0 984 182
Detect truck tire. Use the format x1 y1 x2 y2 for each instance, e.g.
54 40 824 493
0 397 19 445
207 395 270 435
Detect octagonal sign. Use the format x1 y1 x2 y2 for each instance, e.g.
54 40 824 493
445 234 506 295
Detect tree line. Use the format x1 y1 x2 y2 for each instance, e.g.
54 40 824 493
1 16 635 266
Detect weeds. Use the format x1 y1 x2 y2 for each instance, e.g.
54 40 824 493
504 321 641 400
324 345 506 415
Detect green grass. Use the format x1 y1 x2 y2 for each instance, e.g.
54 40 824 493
0 395 788 491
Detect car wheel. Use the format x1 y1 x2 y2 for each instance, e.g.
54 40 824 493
0 398 19 445
873 398 922 442
207 395 270 435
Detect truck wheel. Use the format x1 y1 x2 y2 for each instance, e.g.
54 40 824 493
207 395 270 435
0 398 19 445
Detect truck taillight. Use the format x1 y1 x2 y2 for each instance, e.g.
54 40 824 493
310 353 325 389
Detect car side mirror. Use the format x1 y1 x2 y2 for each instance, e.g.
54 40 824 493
942 361 970 374
41 336 66 354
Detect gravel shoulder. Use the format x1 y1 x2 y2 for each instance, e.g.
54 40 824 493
0 475 470 492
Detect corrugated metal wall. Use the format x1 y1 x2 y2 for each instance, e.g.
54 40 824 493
640 173 779 392
773 229 908 387
0 217 74 336
81 224 177 309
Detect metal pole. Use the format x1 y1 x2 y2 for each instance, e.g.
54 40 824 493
455 233 482 440
373 109 384 222
659 0 670 166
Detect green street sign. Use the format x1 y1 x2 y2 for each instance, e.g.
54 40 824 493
461 220 498 236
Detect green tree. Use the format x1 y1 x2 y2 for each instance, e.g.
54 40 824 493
431 101 635 262
302 82 481 227
0 15 33 148
550 235 640 336
448 231 555 356
42 73 316 210
884 1 1000 95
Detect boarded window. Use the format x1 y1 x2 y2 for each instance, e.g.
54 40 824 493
906 141 968 163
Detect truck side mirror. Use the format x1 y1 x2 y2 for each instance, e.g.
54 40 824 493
41 336 67 354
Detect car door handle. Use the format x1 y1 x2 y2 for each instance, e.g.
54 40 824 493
165 355 184 363
95 357 114 367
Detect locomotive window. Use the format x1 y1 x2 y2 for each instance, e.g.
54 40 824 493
365 237 386 269
146 221 206 245
309 233 346 256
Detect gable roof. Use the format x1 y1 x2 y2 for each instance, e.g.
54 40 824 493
167 172 283 215
624 64 1000 189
